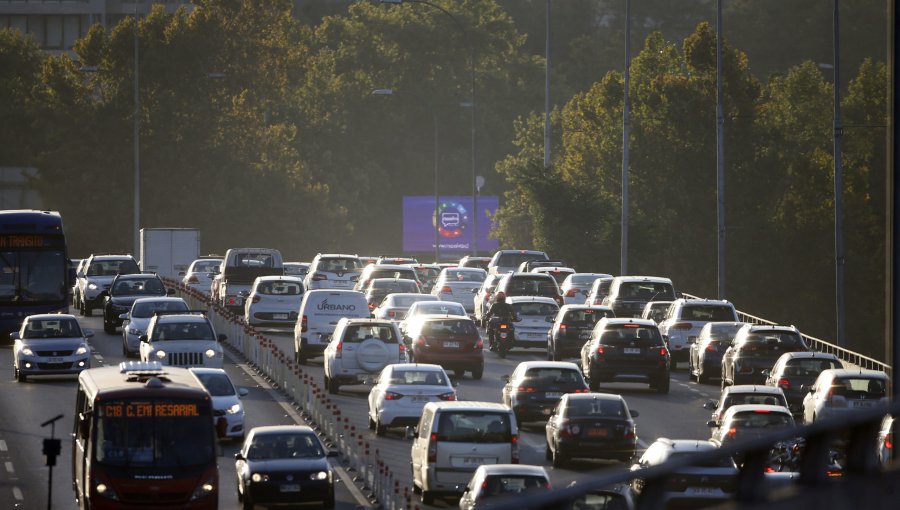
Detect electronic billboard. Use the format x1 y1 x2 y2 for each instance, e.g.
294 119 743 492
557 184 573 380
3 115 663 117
402 195 499 255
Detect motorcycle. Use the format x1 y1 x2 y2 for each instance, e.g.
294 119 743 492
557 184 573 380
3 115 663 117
487 315 516 358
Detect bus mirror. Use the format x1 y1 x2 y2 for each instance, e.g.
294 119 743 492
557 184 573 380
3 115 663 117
9 332 19 340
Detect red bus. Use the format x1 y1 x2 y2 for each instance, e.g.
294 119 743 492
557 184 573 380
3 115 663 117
72 361 218 509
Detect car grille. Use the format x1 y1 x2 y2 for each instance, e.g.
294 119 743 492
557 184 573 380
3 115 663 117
122 492 190 503
37 362 74 370
35 349 74 356
168 352 204 366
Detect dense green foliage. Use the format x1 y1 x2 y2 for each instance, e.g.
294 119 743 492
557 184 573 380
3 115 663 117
0 0 888 357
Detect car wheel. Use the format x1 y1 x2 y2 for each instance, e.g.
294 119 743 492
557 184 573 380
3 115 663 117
122 341 128 357
656 376 670 394
242 493 254 510
454 368 466 378
83 303 92 317
327 376 339 394
588 376 599 392
104 320 116 335
698 366 711 385
368 412 376 431
545 442 553 461
471 366 484 380
323 488 336 509
422 490 435 505
551 443 567 468
375 418 387 437
411 465 422 494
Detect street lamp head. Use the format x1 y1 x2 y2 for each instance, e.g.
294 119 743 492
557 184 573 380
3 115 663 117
371 88 395 96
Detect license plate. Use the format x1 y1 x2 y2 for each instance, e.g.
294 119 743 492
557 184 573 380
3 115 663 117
686 487 718 496
332 281 349 287
580 331 592 339
444 341 460 349
412 396 429 402
280 484 301 493
273 313 288 320
463 457 493 466
545 392 562 399
624 348 641 354
853 400 875 408
47 357 64 363
587 428 608 437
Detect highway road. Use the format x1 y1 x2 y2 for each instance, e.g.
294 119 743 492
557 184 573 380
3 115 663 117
0 311 373 510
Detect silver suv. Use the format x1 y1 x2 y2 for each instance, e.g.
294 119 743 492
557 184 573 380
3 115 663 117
323 318 405 393
77 254 139 316
304 254 363 290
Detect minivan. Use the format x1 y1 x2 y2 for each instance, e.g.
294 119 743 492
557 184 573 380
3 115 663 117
409 401 519 505
294 290 370 364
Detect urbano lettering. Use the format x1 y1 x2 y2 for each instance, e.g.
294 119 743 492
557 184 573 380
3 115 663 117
317 299 356 311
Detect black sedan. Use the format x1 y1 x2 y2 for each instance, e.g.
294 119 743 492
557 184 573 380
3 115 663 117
545 392 639 468
235 425 338 509
102 273 171 334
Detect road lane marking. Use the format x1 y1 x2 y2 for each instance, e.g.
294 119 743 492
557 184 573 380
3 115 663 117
224 350 373 509
0 440 7 452
5 462 13 473
12 487 23 500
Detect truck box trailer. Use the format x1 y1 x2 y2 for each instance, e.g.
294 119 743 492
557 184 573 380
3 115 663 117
140 228 201 280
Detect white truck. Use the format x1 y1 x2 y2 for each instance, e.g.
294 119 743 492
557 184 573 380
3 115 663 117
140 228 201 280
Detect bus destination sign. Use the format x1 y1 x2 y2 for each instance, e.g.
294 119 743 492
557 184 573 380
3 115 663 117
101 401 200 418
0 235 49 248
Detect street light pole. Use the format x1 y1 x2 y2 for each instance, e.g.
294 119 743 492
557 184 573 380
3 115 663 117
621 0 632 276
434 111 440 262
544 0 551 170
833 0 846 347
133 4 141 258
716 0 726 300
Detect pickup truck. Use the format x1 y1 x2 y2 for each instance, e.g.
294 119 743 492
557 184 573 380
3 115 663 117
210 248 284 315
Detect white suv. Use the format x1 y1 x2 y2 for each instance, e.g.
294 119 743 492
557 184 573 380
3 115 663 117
77 254 140 316
657 299 738 364
140 312 225 368
304 254 363 290
323 318 406 393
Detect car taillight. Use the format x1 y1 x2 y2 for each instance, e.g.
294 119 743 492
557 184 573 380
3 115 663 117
596 346 605 356
672 322 692 330
301 315 308 333
705 344 717 352
384 391 402 400
438 392 456 401
417 335 426 347
565 289 577 297
778 378 791 390
399 343 405 358
475 338 483 350
428 433 438 462
511 434 519 464
727 427 737 438
312 273 327 281
187 275 199 284
499 324 508 330
440 286 452 294
573 388 590 393
885 432 893 450
517 387 536 393
559 323 567 331
252 295 260 304
368 303 375 310
659 348 668 356
624 426 636 440
335 341 342 358
388 311 395 318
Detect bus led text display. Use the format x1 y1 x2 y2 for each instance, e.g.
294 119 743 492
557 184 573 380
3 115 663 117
101 401 200 418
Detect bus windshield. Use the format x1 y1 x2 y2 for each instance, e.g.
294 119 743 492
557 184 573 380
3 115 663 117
94 399 214 468
0 250 67 302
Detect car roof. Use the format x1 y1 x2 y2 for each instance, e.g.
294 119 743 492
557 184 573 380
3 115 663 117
154 314 208 324
741 324 799 333
249 425 316 436
725 385 785 395
563 392 624 402
597 317 657 327
477 464 548 476
515 361 581 371
424 401 512 411
614 276 673 284
652 438 719 451
505 272 555 279
559 305 613 312
253 275 304 283
366 264 415 271
507 296 559 304
114 273 160 280
776 351 840 360
385 293 436 300
412 313 472 321
532 266 575 273
132 297 186 304
188 367 229 376
339 318 395 326
91 254 135 260
369 278 418 285
316 253 359 259
390 363 445 372
26 313 78 321
676 298 732 306
819 368 889 379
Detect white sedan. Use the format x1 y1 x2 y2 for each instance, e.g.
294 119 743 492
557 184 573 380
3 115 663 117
431 267 487 313
367 363 456 436
243 276 305 327
189 367 249 440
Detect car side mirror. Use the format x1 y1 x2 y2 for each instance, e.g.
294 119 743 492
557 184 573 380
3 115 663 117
327 450 340 458
630 410 639 418
761 369 769 377
502 375 510 383
119 313 129 321
238 388 249 397
178 271 186 277
686 338 695 345
706 420 717 428
234 452 245 461
452 380 459 388
218 334 228 342
166 288 176 296
77 271 85 278
9 332 19 340
83 330 95 339
702 401 717 410
139 335 149 343
239 291 249 298
405 426 418 440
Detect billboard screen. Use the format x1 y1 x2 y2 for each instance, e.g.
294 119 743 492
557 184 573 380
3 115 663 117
403 195 499 255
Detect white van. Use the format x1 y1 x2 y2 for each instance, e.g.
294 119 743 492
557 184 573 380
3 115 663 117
294 290 370 364
409 401 519 505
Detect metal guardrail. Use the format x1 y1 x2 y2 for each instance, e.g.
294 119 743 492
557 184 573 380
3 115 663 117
681 293 892 379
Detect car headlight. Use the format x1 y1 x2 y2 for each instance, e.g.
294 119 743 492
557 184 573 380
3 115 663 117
95 481 119 500
20 347 34 356
227 403 242 415
189 476 216 501
205 349 217 358
251 473 269 483
75 345 89 355
310 471 328 480
128 327 143 336
88 283 98 290
155 350 167 359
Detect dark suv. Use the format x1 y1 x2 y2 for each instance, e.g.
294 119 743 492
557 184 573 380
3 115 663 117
547 305 616 361
102 273 171 334
580 318 671 393
721 324 809 388
402 315 483 380
603 276 676 318
493 272 563 306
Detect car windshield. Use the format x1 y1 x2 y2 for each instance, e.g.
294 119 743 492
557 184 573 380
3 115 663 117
319 258 361 272
568 493 631 510
783 358 841 377
192 260 221 273
370 280 419 295
423 320 478 336
113 278 165 295
564 398 627 418
680 305 736 321
730 411 793 429
388 370 448 386
563 309 613 325
132 300 188 318
505 277 558 297
496 252 547 267
370 269 417 281
87 259 138 277
257 281 303 295
445 270 486 283
343 324 397 344
22 318 81 338
413 303 466 315
392 295 435 308
708 323 744 340
570 274 605 285
247 433 324 460
195 373 236 397
480 475 550 497
617 282 675 301
153 321 214 341
831 377 887 398
235 253 276 267
600 325 663 346
723 393 785 408
669 451 736 468
513 302 559 316
436 412 511 443
283 264 308 276
742 332 807 353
